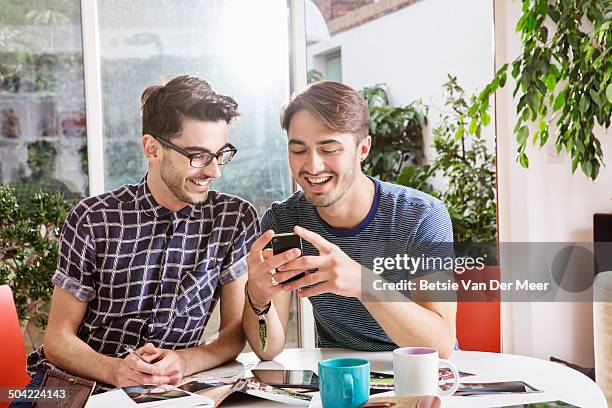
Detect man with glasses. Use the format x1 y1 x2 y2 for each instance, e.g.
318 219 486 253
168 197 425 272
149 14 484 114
17 75 257 405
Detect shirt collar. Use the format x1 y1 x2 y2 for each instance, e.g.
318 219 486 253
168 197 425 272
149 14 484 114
177 201 204 219
135 176 205 219
312 177 380 237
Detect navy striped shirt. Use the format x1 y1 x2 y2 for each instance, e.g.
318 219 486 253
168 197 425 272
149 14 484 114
261 177 453 351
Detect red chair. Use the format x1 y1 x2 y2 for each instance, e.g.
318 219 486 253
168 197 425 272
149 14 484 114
0 285 31 407
455 266 501 352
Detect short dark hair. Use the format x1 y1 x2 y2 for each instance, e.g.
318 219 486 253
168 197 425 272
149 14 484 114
141 75 239 141
280 81 370 141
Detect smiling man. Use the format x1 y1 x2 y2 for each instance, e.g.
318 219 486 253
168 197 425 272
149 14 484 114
16 75 258 405
242 81 456 359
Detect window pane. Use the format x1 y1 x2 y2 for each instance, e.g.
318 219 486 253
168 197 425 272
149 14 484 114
0 0 88 202
98 0 292 214
326 52 342 82
98 0 297 348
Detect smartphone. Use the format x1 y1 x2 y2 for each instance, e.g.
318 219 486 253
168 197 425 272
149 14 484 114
271 233 304 284
251 369 319 389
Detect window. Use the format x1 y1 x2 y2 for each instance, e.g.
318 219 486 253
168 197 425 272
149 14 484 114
97 0 297 348
98 1 292 216
0 0 88 202
325 51 342 82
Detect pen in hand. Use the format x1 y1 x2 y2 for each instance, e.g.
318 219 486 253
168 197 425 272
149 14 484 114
123 344 155 364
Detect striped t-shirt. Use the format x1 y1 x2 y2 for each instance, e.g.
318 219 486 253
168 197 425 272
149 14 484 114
260 177 453 351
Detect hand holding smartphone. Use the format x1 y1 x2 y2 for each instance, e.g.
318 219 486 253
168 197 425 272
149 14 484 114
271 233 305 284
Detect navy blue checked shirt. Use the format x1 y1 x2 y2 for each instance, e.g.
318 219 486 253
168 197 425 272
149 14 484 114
27 176 259 391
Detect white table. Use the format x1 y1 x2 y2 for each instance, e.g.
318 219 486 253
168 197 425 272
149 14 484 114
88 348 606 407
232 348 605 408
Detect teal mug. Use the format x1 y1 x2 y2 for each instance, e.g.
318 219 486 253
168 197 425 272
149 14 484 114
318 358 370 408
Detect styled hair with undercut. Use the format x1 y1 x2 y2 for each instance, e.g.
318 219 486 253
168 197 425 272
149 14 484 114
280 81 370 141
141 75 239 141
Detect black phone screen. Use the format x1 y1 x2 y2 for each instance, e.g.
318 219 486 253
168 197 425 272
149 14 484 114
272 234 304 284
272 233 302 255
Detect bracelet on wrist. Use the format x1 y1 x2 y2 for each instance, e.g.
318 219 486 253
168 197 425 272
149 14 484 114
245 281 271 352
245 281 271 314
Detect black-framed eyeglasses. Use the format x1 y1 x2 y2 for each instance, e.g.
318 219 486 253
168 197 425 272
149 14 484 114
153 136 237 168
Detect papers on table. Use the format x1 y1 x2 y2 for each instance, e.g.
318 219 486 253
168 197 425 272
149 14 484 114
449 380 542 396
182 377 313 406
369 369 476 391
121 384 214 408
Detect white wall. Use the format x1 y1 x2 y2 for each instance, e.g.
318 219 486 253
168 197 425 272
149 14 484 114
495 0 612 367
307 0 496 164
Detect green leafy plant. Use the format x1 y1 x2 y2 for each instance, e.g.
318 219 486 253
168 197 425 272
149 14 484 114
0 2 80 26
0 185 72 331
25 9 69 26
361 84 390 109
432 76 497 243
307 68 324 83
396 164 436 196
0 2 78 93
466 0 611 179
360 84 428 182
10 140 83 204
394 76 497 243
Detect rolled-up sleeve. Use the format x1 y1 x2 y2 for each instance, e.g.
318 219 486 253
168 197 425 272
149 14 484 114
51 206 96 301
219 202 260 285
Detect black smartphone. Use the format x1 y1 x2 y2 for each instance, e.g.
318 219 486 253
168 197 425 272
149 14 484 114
251 369 319 389
271 233 304 284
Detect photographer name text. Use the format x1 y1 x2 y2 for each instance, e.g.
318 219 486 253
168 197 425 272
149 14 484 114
373 279 550 292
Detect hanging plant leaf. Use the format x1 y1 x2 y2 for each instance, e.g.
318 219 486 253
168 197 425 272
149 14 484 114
464 0 611 180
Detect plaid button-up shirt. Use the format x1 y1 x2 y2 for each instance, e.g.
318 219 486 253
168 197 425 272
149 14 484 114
27 176 259 391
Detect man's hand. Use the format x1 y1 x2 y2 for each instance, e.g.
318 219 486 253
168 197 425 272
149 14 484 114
153 349 187 386
110 343 168 387
246 229 301 307
274 226 362 298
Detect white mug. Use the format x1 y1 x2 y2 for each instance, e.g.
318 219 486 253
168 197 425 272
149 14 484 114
393 347 460 397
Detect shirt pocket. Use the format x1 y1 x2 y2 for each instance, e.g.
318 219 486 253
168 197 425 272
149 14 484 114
174 257 221 317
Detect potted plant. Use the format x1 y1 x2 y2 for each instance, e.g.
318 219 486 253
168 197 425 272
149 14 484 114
0 185 73 351
359 84 428 182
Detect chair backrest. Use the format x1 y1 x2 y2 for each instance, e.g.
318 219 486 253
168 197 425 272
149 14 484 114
454 266 501 352
0 285 31 391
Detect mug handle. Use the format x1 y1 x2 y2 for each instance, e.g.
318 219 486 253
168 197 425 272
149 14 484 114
342 373 354 402
438 359 460 397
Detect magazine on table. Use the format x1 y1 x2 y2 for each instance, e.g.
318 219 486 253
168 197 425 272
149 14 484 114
445 380 542 396
177 377 312 406
121 384 214 408
122 377 313 407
